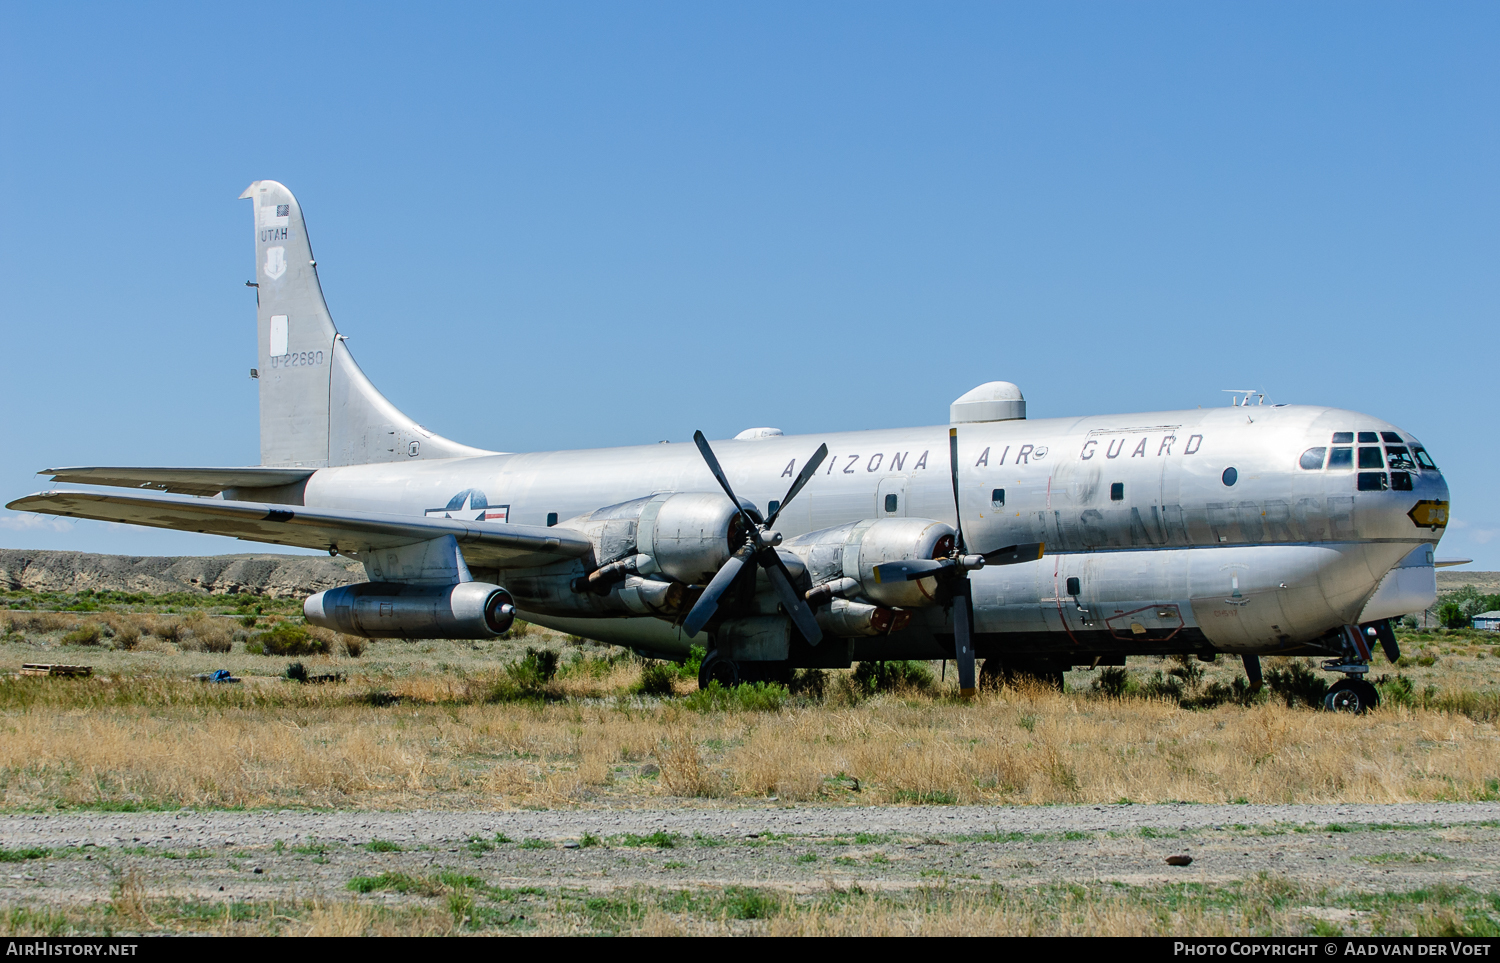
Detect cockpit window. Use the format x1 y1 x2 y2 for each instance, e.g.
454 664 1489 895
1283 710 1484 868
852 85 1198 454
1381 431 1403 443
1412 446 1437 470
1331 432 1353 444
1386 447 1416 470
1358 447 1385 469
1299 447 1327 470
1358 431 1378 443
1327 447 1353 469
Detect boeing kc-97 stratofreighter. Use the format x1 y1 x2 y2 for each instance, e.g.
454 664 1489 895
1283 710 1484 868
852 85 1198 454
9 181 1453 713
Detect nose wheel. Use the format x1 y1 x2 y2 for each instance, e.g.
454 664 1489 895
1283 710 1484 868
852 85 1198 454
1324 678 1379 714
1318 623 1382 713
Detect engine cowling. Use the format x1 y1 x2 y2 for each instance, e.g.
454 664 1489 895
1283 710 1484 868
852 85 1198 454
561 491 755 586
784 517 955 609
304 581 515 639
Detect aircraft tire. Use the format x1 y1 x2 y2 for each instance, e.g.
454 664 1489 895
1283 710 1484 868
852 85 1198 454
698 650 739 690
1323 678 1379 714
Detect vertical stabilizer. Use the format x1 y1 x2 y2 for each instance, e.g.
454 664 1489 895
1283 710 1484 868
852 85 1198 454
241 181 491 467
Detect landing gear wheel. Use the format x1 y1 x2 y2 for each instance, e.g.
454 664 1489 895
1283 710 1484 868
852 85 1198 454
1324 678 1379 714
698 650 739 689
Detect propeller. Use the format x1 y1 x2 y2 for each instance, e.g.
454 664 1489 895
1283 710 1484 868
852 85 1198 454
680 432 829 645
872 428 1044 699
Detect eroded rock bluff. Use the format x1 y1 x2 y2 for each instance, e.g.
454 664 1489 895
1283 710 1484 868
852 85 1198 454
0 549 363 598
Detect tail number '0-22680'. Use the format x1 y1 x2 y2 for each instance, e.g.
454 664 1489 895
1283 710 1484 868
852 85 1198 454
269 350 324 369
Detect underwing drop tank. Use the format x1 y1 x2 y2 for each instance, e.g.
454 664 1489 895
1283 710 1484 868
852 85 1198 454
304 581 516 639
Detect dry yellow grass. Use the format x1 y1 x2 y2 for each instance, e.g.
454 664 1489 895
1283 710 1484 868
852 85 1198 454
0 669 1497 811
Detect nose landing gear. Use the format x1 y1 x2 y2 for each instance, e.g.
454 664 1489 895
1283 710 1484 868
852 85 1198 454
1324 677 1380 713
1320 623 1386 713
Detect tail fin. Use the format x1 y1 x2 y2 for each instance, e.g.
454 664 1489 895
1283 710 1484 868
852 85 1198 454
241 181 492 468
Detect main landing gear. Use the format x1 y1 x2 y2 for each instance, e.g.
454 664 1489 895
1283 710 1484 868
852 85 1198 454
1320 621 1398 714
696 650 792 689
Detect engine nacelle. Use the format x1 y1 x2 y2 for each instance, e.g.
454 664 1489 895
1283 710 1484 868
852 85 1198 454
561 491 756 586
784 517 955 609
304 581 516 640
816 598 913 637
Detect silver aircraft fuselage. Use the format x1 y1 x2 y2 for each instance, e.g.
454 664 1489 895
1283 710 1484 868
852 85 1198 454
296 402 1448 663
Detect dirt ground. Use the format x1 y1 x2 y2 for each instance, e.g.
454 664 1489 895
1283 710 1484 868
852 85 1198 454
3 804 1499 936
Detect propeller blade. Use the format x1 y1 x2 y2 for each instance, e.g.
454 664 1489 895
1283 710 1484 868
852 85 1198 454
682 551 749 638
693 431 758 532
948 427 966 554
764 443 829 529
981 542 1045 566
953 576 977 698
871 557 953 584
762 556 824 646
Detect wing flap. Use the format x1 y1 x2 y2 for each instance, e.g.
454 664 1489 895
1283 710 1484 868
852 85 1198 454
7 490 592 569
39 466 315 497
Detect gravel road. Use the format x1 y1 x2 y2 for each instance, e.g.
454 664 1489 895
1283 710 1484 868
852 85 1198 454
3 803 1499 910
5 802 1500 850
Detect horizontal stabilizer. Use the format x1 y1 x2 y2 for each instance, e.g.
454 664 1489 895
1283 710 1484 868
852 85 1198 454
7 490 592 570
40 466 315 497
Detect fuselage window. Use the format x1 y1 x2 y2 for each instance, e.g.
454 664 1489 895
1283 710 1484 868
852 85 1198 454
768 500 780 518
1332 432 1354 444
1385 447 1415 470
1412 446 1437 470
1110 483 1124 501
546 512 558 527
1328 447 1354 469
1299 447 1327 470
991 489 1005 508
1358 447 1384 469
1381 431 1403 443
1390 471 1414 491
1357 472 1389 492
1222 467 1237 486
1358 431 1378 444
884 494 899 513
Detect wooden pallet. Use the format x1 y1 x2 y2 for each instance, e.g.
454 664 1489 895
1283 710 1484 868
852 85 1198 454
19 664 93 677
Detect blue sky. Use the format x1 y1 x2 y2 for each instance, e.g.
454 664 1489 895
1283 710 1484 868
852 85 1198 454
1 3 1496 566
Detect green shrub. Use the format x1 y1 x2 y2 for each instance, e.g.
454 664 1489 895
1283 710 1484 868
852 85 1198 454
789 668 828 699
1141 670 1184 702
1376 673 1417 708
1093 666 1131 698
61 623 102 646
151 620 184 643
1266 660 1328 709
852 660 934 695
557 650 629 680
718 886 782 920
635 662 675 697
1181 676 1257 710
678 644 706 681
505 647 559 688
113 623 141 650
683 680 787 712
285 662 308 683
251 622 329 657
182 625 232 654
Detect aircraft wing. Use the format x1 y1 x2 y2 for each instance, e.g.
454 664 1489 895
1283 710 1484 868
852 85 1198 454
39 466 315 497
6 490 593 570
